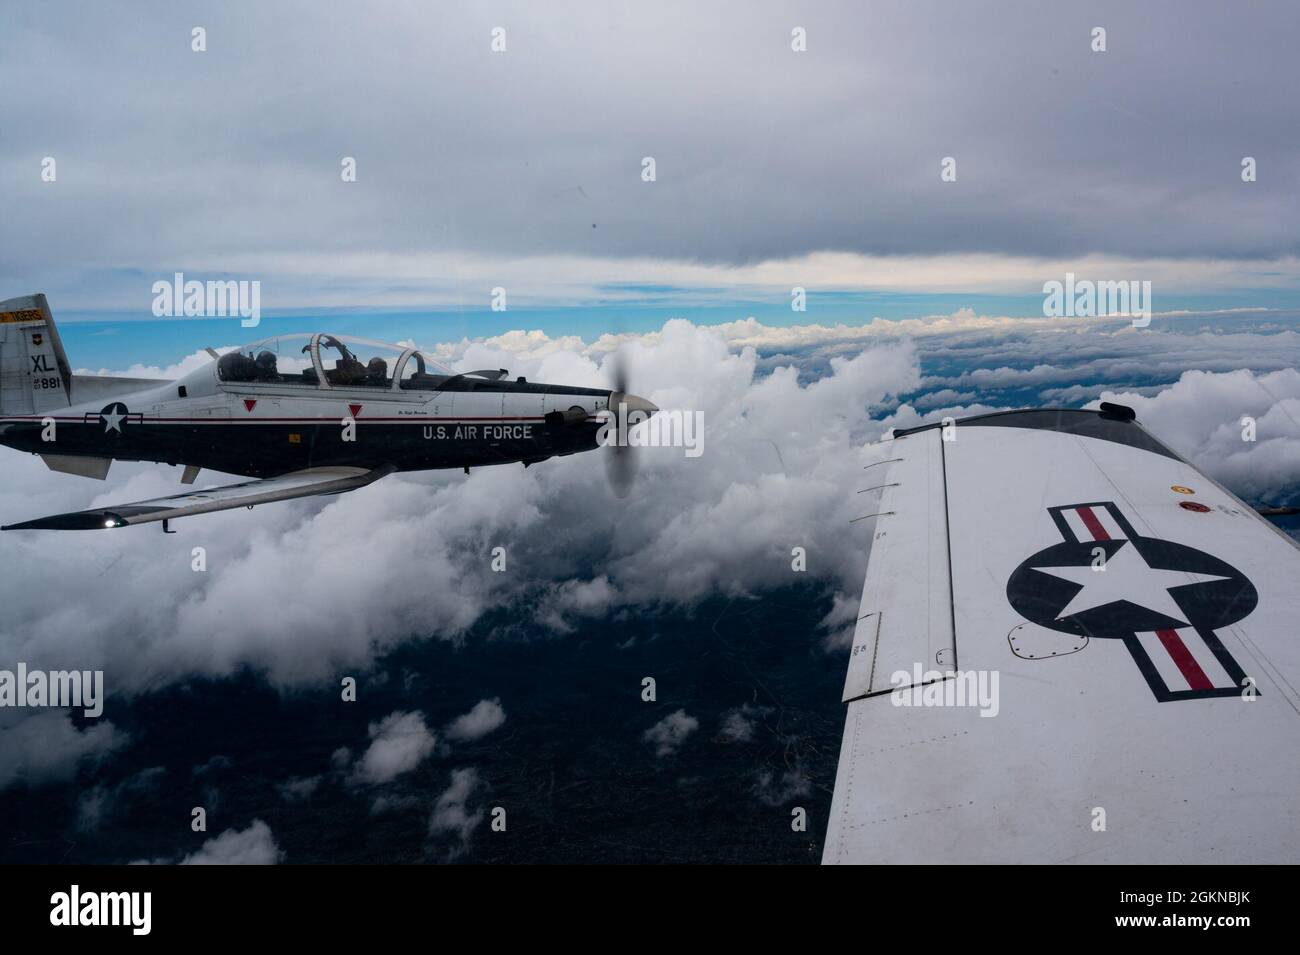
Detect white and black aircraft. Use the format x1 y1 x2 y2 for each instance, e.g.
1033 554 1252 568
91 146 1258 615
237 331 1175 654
825 405 1300 863
0 293 657 530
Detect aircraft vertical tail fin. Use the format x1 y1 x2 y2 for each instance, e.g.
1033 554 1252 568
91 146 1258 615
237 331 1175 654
0 293 73 414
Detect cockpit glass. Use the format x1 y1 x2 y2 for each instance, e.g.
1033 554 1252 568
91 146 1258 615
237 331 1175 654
216 333 457 389
317 336 407 388
397 349 456 390
216 334 316 385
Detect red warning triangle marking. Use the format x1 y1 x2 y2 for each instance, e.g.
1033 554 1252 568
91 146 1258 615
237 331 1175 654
349 403 363 418
243 398 257 413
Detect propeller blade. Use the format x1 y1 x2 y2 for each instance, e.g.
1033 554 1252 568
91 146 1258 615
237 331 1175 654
606 441 636 499
611 347 629 396
605 347 636 498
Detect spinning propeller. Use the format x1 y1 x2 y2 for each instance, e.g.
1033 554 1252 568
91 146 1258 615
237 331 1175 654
604 348 658 498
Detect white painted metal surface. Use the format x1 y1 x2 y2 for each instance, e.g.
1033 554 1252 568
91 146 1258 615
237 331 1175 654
106 466 392 525
842 431 953 701
824 416 1300 864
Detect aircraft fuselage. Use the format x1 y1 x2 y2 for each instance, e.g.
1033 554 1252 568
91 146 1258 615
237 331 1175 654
0 373 616 479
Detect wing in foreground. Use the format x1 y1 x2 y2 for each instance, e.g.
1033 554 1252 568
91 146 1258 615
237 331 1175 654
825 408 1300 864
1 465 395 530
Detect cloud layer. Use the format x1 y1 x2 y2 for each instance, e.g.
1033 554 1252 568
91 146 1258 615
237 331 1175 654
0 319 919 702
3 312 1300 795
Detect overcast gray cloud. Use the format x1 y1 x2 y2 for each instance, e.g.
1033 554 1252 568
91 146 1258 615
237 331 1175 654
3 1 1300 306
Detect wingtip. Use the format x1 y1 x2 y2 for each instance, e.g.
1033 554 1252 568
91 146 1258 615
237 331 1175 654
0 511 125 530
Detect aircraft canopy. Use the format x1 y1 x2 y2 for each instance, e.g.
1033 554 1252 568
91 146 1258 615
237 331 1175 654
216 333 457 390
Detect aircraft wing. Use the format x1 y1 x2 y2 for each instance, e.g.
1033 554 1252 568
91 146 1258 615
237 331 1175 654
824 407 1300 864
1 465 395 530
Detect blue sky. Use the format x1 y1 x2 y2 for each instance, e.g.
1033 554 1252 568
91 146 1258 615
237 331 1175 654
57 287 1300 370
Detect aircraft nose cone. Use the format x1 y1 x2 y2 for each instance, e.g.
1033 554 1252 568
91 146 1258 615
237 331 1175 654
610 392 658 418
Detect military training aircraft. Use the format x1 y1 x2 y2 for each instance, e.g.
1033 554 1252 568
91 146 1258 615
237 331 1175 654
823 405 1300 864
0 294 657 530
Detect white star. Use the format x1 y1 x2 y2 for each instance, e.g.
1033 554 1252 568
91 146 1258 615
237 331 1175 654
1034 542 1227 625
101 408 125 433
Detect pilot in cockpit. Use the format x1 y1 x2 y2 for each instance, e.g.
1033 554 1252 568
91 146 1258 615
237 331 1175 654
320 336 367 386
254 350 278 381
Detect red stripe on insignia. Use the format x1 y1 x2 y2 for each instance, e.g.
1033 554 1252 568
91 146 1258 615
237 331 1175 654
1076 506 1110 541
1155 628 1214 691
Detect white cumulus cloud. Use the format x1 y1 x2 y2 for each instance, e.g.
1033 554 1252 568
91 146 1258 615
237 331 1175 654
349 711 437 786
644 709 699 757
180 819 283 865
444 699 506 743
1094 368 1300 501
428 768 485 856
